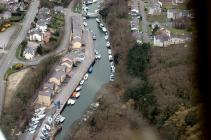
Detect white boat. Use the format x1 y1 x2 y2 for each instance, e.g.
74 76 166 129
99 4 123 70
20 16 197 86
94 49 99 55
45 124 51 131
80 79 85 85
76 92 80 98
108 49 112 55
110 61 114 67
92 33 96 40
29 120 39 127
105 35 109 40
111 65 115 73
99 23 104 28
96 18 100 23
108 55 113 61
59 116 65 123
35 107 46 113
67 98 76 105
29 124 38 131
102 27 107 32
75 85 82 92
83 73 89 80
95 54 101 60
83 21 88 27
106 42 110 47
29 129 36 134
41 127 48 136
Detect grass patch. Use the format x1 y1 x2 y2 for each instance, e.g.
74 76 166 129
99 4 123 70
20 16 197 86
4 63 24 80
16 40 27 60
147 14 167 23
169 27 190 35
49 13 64 29
74 0 82 13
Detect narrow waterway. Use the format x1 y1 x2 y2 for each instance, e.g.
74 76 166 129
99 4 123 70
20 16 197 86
56 2 110 139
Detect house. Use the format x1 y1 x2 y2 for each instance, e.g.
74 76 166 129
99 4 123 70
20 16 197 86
62 54 73 62
167 9 190 20
23 41 38 60
148 3 162 15
61 60 73 72
153 35 171 47
2 11 11 19
39 7 50 15
28 28 43 42
36 90 53 106
49 71 66 86
37 14 51 23
54 6 64 14
43 31 51 44
36 20 48 32
71 15 83 49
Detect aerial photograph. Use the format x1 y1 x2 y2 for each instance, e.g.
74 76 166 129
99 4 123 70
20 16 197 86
0 0 209 140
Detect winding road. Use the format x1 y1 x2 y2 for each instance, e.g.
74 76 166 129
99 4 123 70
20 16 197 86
0 0 40 117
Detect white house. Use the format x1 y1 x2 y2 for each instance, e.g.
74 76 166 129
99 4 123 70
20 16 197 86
36 20 48 32
148 2 162 15
28 29 43 42
23 41 38 60
154 35 171 47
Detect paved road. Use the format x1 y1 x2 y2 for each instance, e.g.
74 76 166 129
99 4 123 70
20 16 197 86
0 0 40 117
139 0 150 42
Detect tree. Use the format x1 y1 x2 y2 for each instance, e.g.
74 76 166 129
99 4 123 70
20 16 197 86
127 43 150 77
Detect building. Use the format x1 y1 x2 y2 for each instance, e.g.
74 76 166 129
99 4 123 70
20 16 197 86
54 6 64 14
39 7 50 15
28 29 43 42
49 71 66 86
61 60 73 72
71 15 83 49
36 20 48 32
153 35 171 47
23 41 38 60
148 2 162 15
36 90 53 106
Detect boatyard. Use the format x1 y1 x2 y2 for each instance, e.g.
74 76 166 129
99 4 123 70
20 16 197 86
18 0 116 139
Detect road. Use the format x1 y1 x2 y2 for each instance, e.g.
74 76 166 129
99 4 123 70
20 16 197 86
139 0 150 42
14 1 75 66
0 0 40 117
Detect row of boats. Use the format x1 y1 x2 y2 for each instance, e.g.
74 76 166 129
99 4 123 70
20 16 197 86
67 73 89 105
95 17 115 81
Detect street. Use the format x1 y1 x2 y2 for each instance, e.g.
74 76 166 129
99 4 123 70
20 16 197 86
0 0 40 117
